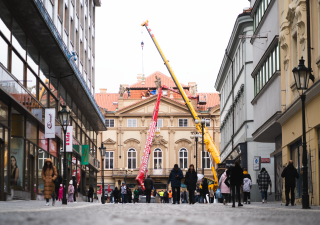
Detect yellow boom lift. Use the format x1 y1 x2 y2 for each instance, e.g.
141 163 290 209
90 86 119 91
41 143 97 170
141 20 221 190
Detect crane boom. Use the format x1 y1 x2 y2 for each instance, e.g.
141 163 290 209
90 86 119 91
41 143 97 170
141 20 221 188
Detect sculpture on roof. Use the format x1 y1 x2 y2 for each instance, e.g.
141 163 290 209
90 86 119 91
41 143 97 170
190 84 197 97
155 75 162 94
119 85 126 98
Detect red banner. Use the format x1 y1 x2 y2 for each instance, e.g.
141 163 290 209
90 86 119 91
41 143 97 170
261 158 270 163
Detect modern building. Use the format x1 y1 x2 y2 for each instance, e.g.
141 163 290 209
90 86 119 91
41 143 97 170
0 0 105 201
95 72 220 191
249 0 282 200
278 0 320 205
215 7 275 201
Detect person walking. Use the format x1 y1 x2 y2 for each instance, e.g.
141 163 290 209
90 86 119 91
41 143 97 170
257 168 272 204
58 184 63 201
227 161 243 207
185 164 197 204
88 184 94 202
68 180 74 203
54 172 62 201
72 176 77 203
120 182 127 204
281 160 299 206
243 174 252 204
127 188 132 203
218 169 231 205
167 164 183 204
202 178 209 204
113 187 120 204
209 187 215 203
164 190 169 203
159 190 164 203
41 158 57 206
144 175 153 203
168 190 173 203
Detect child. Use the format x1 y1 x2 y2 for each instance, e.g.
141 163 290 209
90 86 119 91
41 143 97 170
68 180 74 203
243 176 252 204
59 184 63 201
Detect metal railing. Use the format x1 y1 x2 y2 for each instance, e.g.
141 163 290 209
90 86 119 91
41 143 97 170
34 0 105 124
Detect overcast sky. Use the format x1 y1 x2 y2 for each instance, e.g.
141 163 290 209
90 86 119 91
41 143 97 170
95 0 250 94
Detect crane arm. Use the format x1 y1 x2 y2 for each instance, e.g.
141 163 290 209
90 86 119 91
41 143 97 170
141 21 220 188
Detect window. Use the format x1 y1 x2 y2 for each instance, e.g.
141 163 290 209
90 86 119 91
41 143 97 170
0 36 8 68
205 118 210 127
156 119 163 127
127 148 136 169
179 148 188 169
105 119 114 127
105 151 114 169
178 119 188 127
202 152 211 169
153 148 162 169
127 119 137 127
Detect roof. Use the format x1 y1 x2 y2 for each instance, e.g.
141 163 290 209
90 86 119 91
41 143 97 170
95 93 119 111
130 71 188 89
198 93 220 111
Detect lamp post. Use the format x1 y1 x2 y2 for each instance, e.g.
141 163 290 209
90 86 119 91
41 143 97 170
292 57 311 209
99 143 106 204
201 119 205 175
58 105 71 205
190 132 201 173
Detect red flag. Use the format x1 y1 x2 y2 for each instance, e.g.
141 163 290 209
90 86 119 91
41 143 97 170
108 184 111 193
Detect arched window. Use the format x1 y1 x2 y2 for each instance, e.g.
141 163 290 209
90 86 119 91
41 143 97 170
179 148 188 169
127 148 136 169
153 148 162 169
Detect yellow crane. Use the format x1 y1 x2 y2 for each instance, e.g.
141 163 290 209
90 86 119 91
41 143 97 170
141 20 221 190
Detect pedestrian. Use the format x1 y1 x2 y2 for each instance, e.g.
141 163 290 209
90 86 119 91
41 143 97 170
281 160 299 206
72 176 77 203
87 185 94 202
257 167 272 204
219 169 231 205
109 189 114 203
194 189 199 203
183 191 188 203
209 187 215 203
227 160 243 207
164 190 169 203
202 178 209 203
68 180 74 203
168 190 173 203
54 172 62 201
153 190 157 197
185 164 197 204
243 168 252 204
167 164 183 204
58 184 63 201
144 175 153 203
120 182 127 204
159 190 164 203
127 188 132 203
113 187 120 203
41 158 57 206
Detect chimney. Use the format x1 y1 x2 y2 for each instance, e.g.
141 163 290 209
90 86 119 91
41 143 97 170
188 82 196 87
137 74 142 83
100 88 107 93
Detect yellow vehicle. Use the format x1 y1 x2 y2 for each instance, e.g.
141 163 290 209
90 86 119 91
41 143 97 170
141 20 221 191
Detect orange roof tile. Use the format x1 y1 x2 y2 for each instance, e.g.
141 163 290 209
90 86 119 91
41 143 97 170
95 93 119 111
197 93 220 111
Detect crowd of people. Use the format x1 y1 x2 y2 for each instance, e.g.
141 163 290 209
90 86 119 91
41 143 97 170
40 157 300 207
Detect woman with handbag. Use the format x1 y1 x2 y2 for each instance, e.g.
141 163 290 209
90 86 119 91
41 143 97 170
185 164 197 204
218 169 230 205
41 158 57 206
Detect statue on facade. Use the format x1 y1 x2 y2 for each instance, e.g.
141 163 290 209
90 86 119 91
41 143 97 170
190 84 198 97
155 75 162 94
119 85 126 98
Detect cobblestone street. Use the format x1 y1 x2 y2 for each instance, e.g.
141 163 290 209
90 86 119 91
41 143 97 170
1 201 319 225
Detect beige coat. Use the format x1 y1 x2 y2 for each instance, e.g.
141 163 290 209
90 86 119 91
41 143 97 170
41 158 57 199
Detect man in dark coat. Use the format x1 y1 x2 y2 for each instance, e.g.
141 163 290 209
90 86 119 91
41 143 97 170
227 160 243 207
185 164 197 204
144 175 154 203
72 176 77 203
281 160 299 206
167 164 183 204
202 178 209 203
113 187 120 203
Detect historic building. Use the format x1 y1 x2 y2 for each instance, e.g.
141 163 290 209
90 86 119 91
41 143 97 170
278 0 320 205
215 7 275 201
95 72 220 191
249 0 282 201
0 0 105 201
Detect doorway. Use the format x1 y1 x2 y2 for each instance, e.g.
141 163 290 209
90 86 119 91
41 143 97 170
29 155 35 200
0 139 4 201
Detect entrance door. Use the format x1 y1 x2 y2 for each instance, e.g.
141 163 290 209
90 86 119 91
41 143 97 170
30 155 35 200
0 139 4 201
274 153 283 201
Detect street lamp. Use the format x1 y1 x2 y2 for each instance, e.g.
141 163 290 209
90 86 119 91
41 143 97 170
201 119 206 176
58 104 70 205
190 132 201 173
99 143 106 204
292 57 311 209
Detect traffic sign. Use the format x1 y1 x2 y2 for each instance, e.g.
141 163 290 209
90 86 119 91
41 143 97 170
253 156 261 171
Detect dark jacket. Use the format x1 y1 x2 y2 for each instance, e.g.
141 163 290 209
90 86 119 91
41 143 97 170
243 173 251 180
127 189 132 200
227 165 244 185
202 179 209 195
88 187 94 197
185 169 197 191
168 168 183 187
281 164 299 187
144 177 154 190
113 187 120 199
72 176 77 194
55 174 62 189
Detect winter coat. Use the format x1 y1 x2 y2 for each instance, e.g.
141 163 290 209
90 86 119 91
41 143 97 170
68 185 74 194
134 189 139 199
257 171 272 192
59 187 63 199
202 179 209 195
88 187 94 197
72 176 78 194
113 188 120 199
243 178 252 192
168 168 183 187
41 158 58 199
218 171 230 194
185 169 197 191
227 165 244 186
120 185 127 194
144 177 154 190
55 174 62 190
281 164 299 187
127 189 132 200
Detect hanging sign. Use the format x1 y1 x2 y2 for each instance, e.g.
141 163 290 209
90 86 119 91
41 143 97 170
60 126 73 152
81 145 89 165
45 109 55 138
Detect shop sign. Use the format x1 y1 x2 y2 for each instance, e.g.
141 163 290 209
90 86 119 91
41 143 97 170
261 158 270 163
81 145 89 165
60 126 73 152
45 109 55 138
253 156 261 171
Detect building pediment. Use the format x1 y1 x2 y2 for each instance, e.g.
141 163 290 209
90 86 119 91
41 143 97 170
151 135 168 148
103 138 116 145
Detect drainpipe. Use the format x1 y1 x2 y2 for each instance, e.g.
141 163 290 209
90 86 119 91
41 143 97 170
225 49 234 153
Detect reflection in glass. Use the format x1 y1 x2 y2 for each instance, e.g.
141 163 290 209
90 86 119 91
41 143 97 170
12 52 24 84
27 39 39 74
27 68 37 96
0 37 8 68
39 82 47 107
39 56 49 88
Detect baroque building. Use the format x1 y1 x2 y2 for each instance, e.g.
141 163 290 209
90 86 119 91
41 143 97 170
95 72 220 191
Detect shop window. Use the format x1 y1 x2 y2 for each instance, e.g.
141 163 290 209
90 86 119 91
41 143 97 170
179 148 188 169
105 151 114 169
26 121 37 142
127 148 136 169
10 137 24 188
